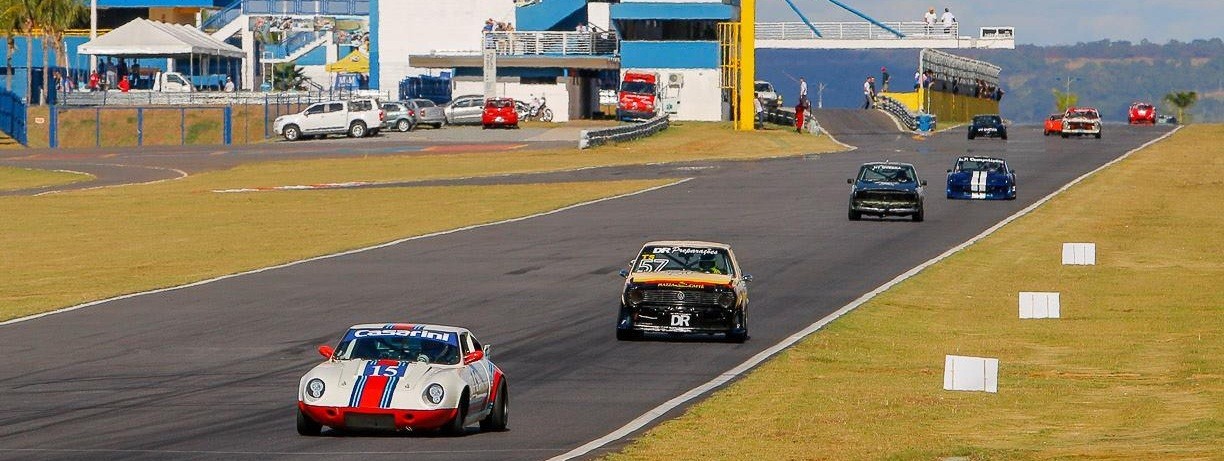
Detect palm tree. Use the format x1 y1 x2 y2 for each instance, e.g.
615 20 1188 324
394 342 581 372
0 0 20 91
36 0 86 103
272 62 309 91
1163 91 1197 124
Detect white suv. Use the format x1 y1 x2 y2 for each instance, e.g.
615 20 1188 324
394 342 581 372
274 98 384 141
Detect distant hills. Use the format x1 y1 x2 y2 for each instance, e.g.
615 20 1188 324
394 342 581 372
757 39 1223 123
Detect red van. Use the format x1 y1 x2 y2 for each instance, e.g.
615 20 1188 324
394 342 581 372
482 97 519 129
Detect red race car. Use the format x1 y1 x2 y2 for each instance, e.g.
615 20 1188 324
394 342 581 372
482 97 519 129
1043 113 1064 136
1128 102 1156 125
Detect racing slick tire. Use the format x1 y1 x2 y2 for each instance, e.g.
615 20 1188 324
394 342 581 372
912 206 925 222
479 381 509 432
1061 133 1070 139
282 125 301 141
848 209 862 221
1001 133 1008 140
443 391 469 436
967 131 975 140
348 121 367 138
726 311 748 343
616 306 643 341
296 408 322 436
1094 132 1102 139
1043 130 1049 136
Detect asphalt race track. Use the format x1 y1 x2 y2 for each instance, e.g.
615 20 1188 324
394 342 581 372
0 111 1174 460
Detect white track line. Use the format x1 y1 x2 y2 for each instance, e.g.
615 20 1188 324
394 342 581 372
547 126 1184 461
0 178 693 327
32 163 189 196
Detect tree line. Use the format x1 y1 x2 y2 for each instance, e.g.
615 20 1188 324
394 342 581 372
0 0 87 104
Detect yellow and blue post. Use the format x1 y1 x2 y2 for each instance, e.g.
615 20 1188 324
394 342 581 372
735 0 755 131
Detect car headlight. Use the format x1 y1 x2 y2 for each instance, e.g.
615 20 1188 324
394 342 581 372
717 292 736 308
424 383 445 405
306 378 326 399
627 288 644 306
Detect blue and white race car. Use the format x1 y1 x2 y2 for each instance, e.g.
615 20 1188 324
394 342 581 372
945 156 1016 200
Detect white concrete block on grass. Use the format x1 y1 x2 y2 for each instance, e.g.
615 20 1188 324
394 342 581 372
943 355 999 393
1062 242 1096 265
1019 292 1061 319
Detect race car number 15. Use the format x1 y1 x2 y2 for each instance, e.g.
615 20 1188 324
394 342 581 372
364 363 407 377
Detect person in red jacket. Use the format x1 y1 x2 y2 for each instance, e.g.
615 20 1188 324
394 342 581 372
88 70 100 91
118 75 130 92
794 97 807 133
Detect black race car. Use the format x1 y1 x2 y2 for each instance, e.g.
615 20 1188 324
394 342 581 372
848 162 926 222
968 114 1007 140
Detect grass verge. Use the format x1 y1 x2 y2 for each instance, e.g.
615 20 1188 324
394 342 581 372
0 166 93 191
606 125 1223 460
199 122 842 189
0 178 673 321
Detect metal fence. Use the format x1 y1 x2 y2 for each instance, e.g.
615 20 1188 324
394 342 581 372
579 114 669 149
59 89 391 107
0 88 27 146
484 31 619 56
756 21 958 40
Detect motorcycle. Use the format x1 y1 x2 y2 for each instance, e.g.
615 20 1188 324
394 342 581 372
524 95 554 122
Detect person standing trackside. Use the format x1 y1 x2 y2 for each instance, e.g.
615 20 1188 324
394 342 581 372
924 7 937 35
881 67 890 93
753 96 764 129
862 76 876 109
799 77 808 103
941 8 957 34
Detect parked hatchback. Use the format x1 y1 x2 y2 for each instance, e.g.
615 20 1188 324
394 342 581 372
482 97 519 129
404 99 447 128
381 102 416 132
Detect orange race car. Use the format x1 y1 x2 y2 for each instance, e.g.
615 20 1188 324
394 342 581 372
1043 113 1064 136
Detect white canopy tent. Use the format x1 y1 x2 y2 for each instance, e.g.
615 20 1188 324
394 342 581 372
79 18 244 88
79 18 244 58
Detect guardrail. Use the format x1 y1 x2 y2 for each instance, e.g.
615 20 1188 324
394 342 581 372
762 106 821 134
756 21 958 40
60 89 392 107
877 95 917 130
579 113 669 149
484 31 618 56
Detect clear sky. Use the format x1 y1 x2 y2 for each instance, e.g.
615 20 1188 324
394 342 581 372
757 0 1223 46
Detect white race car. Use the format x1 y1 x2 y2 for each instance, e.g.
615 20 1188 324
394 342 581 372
297 323 508 436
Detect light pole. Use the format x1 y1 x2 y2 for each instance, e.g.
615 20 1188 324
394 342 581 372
1055 75 1080 110
90 0 97 73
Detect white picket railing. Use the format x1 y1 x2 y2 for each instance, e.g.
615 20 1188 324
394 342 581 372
756 21 959 40
483 31 618 56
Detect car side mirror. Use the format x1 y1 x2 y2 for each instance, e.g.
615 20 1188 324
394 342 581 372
463 350 484 365
618 269 630 278
743 274 754 283
317 345 335 359
846 178 853 184
921 180 927 186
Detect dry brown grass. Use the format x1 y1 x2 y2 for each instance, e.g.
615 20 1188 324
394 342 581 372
0 166 93 191
607 125 1224 460
0 177 673 320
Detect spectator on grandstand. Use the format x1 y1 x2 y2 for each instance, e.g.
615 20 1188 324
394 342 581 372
923 8 937 35
88 70 100 91
224 76 235 92
118 75 130 93
117 58 128 82
914 70 921 90
941 8 956 34
881 67 890 92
